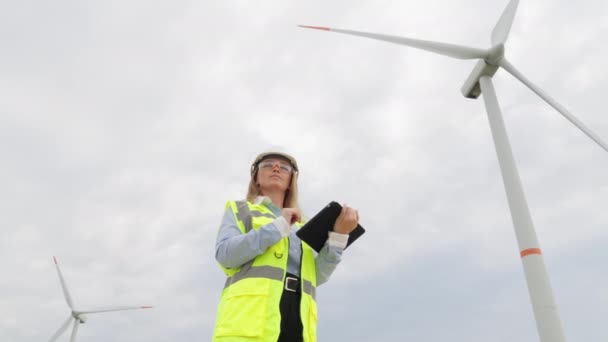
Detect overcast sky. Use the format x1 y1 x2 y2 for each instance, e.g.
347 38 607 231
1 0 607 341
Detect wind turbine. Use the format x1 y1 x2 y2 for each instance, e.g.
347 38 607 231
300 1 607 341
49 256 153 342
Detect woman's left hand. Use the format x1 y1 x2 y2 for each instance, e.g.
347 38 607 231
333 205 359 234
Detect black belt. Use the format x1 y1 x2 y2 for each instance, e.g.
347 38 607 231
284 273 300 293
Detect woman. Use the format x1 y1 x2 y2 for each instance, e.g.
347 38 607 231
212 151 359 342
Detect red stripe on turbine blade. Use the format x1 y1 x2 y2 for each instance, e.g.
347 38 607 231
53 256 57 264
298 25 331 31
141 306 153 309
520 248 542 257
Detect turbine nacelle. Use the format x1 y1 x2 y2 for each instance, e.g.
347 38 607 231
461 60 500 99
73 313 87 324
462 44 505 99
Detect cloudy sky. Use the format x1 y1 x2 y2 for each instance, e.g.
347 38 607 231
1 0 607 341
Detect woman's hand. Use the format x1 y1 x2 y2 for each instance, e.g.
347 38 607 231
281 208 302 225
333 205 359 234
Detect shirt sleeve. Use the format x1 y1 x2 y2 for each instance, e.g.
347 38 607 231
315 232 348 286
215 207 287 269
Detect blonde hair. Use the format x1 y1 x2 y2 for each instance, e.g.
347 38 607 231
246 168 300 209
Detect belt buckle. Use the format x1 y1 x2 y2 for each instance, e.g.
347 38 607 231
285 276 298 292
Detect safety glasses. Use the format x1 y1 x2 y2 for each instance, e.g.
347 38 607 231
258 160 294 173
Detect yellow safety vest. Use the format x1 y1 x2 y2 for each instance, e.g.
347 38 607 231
212 200 318 342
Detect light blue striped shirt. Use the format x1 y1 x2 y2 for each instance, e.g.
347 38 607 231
215 198 346 286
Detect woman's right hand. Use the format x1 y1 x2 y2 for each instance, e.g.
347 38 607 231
281 208 302 225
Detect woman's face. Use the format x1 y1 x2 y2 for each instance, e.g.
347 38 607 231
256 157 293 194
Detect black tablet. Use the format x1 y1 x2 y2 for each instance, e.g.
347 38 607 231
296 201 366 253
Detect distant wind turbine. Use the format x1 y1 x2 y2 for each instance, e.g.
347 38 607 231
300 1 607 341
49 256 152 342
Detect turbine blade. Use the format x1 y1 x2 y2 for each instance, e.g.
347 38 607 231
49 315 73 342
499 58 608 152
491 0 520 46
78 305 153 314
53 256 74 309
69 318 79 342
299 25 488 60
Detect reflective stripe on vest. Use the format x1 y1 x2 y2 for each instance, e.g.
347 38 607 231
235 200 253 233
235 200 278 233
303 280 316 299
224 263 317 299
223 262 282 288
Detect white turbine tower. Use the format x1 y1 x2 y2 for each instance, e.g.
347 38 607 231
300 1 607 341
49 256 153 342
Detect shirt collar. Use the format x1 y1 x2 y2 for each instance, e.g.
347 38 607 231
254 196 281 213
254 196 272 205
